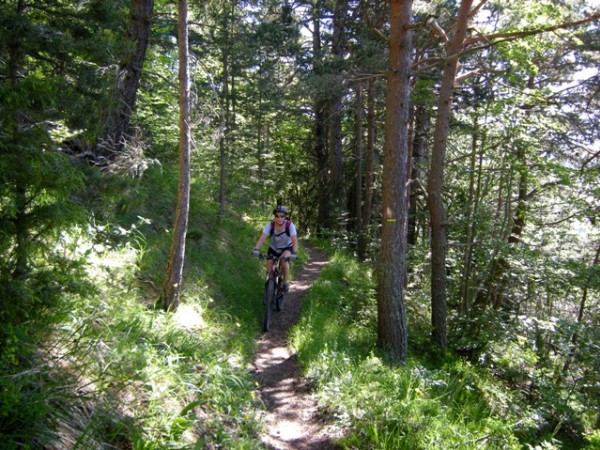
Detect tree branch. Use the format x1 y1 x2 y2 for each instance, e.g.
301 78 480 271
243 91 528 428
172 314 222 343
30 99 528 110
464 13 600 46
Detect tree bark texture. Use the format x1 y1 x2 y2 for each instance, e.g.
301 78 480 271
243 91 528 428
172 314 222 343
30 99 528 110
161 0 191 311
311 2 331 233
427 0 473 350
407 103 430 246
353 82 364 240
561 243 600 375
100 0 153 156
357 78 377 261
377 0 412 362
484 76 534 310
327 0 348 213
460 120 483 312
218 3 233 221
8 0 28 278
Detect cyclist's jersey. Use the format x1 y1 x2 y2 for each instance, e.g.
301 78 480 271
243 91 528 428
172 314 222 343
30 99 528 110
262 221 297 251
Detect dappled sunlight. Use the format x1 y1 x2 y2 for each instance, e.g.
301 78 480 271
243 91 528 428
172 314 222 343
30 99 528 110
174 303 206 330
269 419 306 441
252 247 343 449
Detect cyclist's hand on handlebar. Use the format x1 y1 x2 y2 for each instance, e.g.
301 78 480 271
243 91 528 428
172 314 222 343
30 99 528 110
252 248 260 258
290 253 298 261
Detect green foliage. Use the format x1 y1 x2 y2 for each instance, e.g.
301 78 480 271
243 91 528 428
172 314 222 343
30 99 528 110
0 171 270 448
290 253 377 363
0 259 95 447
1 0 599 448
291 247 599 449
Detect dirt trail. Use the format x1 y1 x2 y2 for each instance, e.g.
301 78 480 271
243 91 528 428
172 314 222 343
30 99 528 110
251 245 342 450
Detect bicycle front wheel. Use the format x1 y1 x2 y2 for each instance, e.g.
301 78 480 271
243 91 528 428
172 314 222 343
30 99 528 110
276 281 285 311
263 279 276 332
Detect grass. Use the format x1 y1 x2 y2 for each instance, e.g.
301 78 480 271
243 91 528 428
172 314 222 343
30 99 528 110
7 178 275 448
2 167 596 448
42 252 259 448
1 162 319 449
289 250 531 449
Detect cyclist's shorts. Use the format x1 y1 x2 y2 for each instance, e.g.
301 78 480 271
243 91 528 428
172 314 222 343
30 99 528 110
268 246 293 257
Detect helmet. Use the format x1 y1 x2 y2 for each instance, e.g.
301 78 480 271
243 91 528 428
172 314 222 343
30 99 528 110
273 205 289 216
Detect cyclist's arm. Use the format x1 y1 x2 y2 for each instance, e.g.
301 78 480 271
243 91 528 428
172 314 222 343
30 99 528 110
289 223 298 254
254 232 269 251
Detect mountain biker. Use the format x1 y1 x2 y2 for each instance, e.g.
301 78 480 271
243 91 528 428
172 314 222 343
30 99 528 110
252 205 298 293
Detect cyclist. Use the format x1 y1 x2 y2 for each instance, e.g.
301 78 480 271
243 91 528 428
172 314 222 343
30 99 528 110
252 205 298 293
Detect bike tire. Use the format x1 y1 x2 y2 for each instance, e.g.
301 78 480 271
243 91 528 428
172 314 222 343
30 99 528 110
276 284 284 311
263 279 276 332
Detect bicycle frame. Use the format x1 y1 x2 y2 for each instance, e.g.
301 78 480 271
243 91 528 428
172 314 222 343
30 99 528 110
258 254 291 332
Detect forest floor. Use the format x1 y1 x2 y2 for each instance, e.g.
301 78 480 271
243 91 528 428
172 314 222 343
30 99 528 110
250 245 344 450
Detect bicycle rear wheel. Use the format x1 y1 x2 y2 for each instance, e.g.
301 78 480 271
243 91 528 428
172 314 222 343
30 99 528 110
263 279 276 332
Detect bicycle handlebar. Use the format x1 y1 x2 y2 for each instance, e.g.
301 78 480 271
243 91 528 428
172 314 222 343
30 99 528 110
255 253 296 262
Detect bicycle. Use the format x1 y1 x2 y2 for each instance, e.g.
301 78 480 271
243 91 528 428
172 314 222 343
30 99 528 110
256 253 295 332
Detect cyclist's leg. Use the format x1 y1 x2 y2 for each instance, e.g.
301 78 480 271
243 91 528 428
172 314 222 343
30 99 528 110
280 247 292 292
266 247 278 279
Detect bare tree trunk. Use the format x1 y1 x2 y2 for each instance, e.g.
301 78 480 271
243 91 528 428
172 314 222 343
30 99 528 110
427 0 473 350
161 0 191 311
311 1 331 233
8 0 28 279
328 0 348 216
407 103 429 246
485 76 534 310
353 82 364 240
100 0 153 157
561 243 600 375
218 15 230 221
256 56 265 184
357 78 376 260
228 1 238 203
460 118 483 312
377 0 412 362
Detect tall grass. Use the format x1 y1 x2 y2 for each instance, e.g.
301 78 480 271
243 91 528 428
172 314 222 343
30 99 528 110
0 166 278 448
289 252 527 449
4 164 595 449
33 208 268 449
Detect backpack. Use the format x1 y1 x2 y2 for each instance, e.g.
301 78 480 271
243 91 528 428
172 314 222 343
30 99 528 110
269 220 291 237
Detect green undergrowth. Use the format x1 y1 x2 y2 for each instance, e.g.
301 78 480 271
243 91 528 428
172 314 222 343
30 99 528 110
3 165 595 449
0 166 302 449
288 249 567 450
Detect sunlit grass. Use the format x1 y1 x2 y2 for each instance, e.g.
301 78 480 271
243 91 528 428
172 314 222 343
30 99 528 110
9 180 595 449
39 203 269 449
290 251 523 449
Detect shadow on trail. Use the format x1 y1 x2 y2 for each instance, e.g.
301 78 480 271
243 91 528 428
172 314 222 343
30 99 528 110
250 245 342 450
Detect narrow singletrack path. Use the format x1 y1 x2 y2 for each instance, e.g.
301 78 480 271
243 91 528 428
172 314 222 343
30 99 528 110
251 245 341 450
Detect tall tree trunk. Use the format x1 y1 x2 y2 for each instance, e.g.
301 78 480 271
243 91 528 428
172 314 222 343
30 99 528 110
377 0 412 362
357 78 376 261
311 1 330 233
218 54 228 221
161 0 191 311
256 56 265 185
228 0 237 199
407 103 429 246
460 120 483 312
427 0 473 350
485 76 535 310
561 242 600 376
8 0 28 278
328 0 348 217
353 82 364 242
218 3 234 221
100 0 153 157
